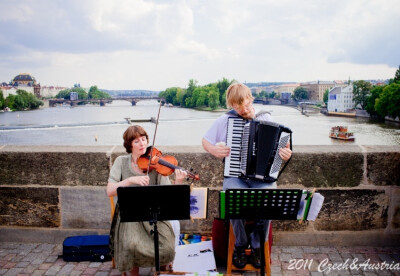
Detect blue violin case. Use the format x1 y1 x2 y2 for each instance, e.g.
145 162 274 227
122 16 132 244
62 235 111 262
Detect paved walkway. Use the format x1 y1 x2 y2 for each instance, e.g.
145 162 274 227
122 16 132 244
0 242 399 275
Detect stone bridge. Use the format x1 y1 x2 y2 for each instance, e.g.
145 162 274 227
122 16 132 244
111 96 163 106
48 96 163 107
48 98 113 107
0 145 399 246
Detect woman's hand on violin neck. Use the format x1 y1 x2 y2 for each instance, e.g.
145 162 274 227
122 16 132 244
129 175 150 186
174 169 187 184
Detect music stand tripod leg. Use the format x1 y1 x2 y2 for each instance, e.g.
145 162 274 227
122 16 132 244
150 210 161 274
256 221 266 276
256 220 271 276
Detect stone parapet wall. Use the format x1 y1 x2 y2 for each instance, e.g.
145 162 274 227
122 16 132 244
0 145 399 246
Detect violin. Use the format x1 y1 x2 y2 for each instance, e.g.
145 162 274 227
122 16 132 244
137 146 200 180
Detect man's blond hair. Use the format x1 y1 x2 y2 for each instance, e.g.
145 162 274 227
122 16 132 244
226 83 254 108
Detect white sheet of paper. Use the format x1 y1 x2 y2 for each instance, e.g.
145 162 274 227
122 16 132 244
307 193 324 221
173 240 216 273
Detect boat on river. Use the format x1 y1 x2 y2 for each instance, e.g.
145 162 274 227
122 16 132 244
329 126 355 141
124 117 156 124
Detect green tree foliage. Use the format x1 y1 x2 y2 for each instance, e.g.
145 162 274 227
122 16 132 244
56 87 88 99
160 78 231 109
269 91 277 99
215 78 231 107
159 87 178 105
0 90 4 109
375 83 400 119
208 89 220 110
352 80 371 109
12 89 43 111
292 87 308 101
181 79 198 108
192 87 207 107
394 65 400 83
5 94 15 109
175 88 185 106
323 89 329 105
365 86 384 117
88 86 111 99
254 91 267 98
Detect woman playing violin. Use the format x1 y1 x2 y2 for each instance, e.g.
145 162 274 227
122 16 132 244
107 125 187 276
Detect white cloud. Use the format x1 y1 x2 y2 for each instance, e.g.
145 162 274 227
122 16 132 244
0 0 399 90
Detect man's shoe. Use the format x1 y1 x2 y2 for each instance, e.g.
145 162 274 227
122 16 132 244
250 247 262 268
232 245 247 268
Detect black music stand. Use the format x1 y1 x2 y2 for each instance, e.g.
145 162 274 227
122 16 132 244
117 185 191 274
223 188 303 276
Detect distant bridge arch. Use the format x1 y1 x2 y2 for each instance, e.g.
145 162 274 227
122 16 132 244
111 96 164 106
49 96 164 107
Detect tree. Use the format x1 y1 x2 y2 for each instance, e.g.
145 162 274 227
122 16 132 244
88 85 111 99
323 89 329 105
187 79 197 95
216 78 231 107
292 87 308 101
191 87 202 107
181 79 198 108
365 86 384 117
196 90 208 107
221 90 227 108
352 80 371 109
394 65 400 83
5 94 15 109
175 88 185 106
159 87 178 104
208 89 220 110
55 89 71 99
0 90 4 109
12 89 43 110
56 87 88 100
375 83 400 119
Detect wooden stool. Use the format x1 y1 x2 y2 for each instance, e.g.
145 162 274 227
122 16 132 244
226 223 271 276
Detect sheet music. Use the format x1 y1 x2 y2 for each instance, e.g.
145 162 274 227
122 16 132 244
296 191 324 221
307 193 324 221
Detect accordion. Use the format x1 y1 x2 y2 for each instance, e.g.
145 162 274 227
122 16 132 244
224 117 292 182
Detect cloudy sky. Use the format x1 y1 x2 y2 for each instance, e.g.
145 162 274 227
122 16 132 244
0 0 399 91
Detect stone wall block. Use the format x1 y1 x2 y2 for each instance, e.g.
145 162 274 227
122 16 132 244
0 187 59 227
367 152 400 186
171 153 224 188
314 189 388 231
279 153 363 187
110 152 124 166
61 187 111 229
391 187 400 230
0 152 109 186
273 220 309 231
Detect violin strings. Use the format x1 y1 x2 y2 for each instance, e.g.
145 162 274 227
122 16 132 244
146 101 163 176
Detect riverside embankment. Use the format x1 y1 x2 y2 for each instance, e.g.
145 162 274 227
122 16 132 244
0 145 399 247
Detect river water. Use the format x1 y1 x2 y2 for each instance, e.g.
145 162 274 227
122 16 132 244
0 100 399 146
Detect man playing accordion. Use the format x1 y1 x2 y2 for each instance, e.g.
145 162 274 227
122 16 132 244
202 83 292 268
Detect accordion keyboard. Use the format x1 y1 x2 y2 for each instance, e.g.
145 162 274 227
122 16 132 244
224 117 246 177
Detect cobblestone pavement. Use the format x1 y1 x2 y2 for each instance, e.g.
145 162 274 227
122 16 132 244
0 242 399 276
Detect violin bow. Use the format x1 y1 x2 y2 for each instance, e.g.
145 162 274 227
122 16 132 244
146 101 163 175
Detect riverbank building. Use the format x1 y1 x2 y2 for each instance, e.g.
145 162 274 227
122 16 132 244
300 80 347 102
1 73 66 98
327 85 355 112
